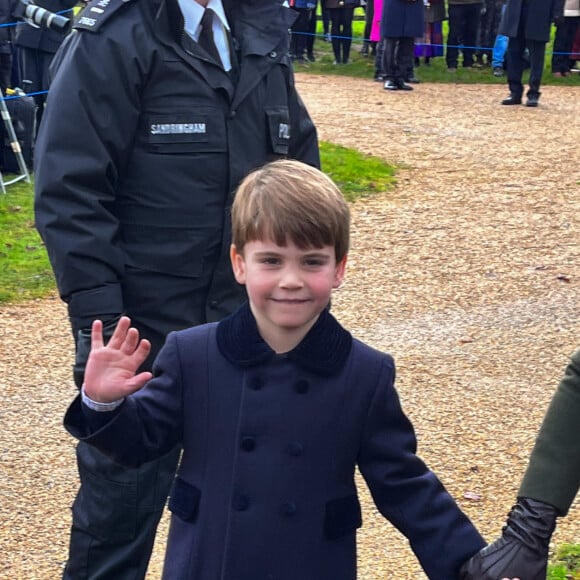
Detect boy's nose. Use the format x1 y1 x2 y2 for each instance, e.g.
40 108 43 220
279 267 303 288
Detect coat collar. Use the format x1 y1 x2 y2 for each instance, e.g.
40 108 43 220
216 302 353 377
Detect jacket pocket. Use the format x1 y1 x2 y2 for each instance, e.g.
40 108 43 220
265 107 291 155
168 477 201 523
324 494 362 540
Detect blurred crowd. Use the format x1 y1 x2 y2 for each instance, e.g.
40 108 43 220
289 0 580 85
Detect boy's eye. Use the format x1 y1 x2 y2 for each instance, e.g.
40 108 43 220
304 258 326 267
260 256 280 265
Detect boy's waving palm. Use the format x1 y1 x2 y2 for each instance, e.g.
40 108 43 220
84 317 153 403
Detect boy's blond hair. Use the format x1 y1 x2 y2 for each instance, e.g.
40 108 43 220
232 160 350 261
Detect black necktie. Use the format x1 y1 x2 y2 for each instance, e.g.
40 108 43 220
198 8 223 68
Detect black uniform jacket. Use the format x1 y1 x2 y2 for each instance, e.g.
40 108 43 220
34 0 319 340
498 0 565 41
65 304 486 580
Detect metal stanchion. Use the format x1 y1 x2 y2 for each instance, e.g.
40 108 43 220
0 88 32 194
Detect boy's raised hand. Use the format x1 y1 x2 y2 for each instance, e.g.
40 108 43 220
83 317 153 403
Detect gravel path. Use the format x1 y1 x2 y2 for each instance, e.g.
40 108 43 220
1 77 579 579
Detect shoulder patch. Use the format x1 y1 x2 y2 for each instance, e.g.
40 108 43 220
74 0 135 32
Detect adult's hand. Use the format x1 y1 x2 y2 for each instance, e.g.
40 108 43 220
459 498 558 580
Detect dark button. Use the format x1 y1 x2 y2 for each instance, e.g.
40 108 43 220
249 377 264 391
280 501 297 516
287 442 303 457
209 300 218 309
294 379 309 394
241 436 256 452
229 110 237 119
232 494 250 511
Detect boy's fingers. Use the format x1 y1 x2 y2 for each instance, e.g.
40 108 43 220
131 339 151 367
107 316 131 349
91 319 104 349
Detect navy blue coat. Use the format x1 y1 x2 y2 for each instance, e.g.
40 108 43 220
65 304 485 580
381 0 425 39
498 0 565 41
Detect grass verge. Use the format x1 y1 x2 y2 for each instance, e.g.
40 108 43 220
549 543 580 580
0 176 54 303
0 142 396 304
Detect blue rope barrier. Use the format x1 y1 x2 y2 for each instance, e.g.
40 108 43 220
291 30 580 57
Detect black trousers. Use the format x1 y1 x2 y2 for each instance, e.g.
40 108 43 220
552 17 580 73
383 37 415 83
446 2 483 68
328 7 355 63
290 8 312 60
506 2 546 98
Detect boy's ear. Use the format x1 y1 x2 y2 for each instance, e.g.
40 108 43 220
230 244 246 285
333 255 347 289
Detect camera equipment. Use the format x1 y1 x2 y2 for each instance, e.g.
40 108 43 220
12 0 71 33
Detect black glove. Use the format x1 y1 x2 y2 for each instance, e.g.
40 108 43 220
460 497 558 580
73 315 121 388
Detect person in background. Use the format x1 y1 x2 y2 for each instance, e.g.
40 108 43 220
34 1 319 578
371 0 385 80
499 0 565 106
325 0 359 64
290 0 316 65
445 0 483 71
64 158 487 580
0 0 18 93
415 0 446 68
552 0 580 76
13 0 77 132
361 0 375 56
381 0 424 90
474 0 504 67
305 0 320 61
461 348 580 580
491 1 508 76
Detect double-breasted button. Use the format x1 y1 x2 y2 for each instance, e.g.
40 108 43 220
241 436 256 452
287 442 303 457
249 377 264 391
280 501 297 516
269 50 277 59
293 379 309 394
232 494 250 511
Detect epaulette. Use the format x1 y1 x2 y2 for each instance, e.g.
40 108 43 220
74 0 136 32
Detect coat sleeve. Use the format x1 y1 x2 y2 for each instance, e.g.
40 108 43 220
34 22 148 334
64 332 185 467
357 359 485 580
518 348 580 515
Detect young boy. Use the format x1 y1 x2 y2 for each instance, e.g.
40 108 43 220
64 160 486 579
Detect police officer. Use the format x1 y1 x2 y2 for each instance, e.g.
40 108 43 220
34 0 319 577
14 0 77 130
461 348 580 580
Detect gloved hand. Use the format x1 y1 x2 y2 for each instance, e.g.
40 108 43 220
459 498 558 580
73 315 121 388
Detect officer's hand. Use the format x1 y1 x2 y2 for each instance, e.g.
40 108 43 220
459 498 558 580
73 315 121 388
83 316 152 403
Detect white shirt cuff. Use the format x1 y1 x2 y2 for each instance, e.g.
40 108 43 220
81 385 125 412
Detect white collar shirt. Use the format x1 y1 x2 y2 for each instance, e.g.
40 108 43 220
177 0 232 71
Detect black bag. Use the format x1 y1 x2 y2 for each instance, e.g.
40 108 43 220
0 93 35 173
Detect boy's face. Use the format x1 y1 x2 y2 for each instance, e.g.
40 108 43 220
230 238 346 351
